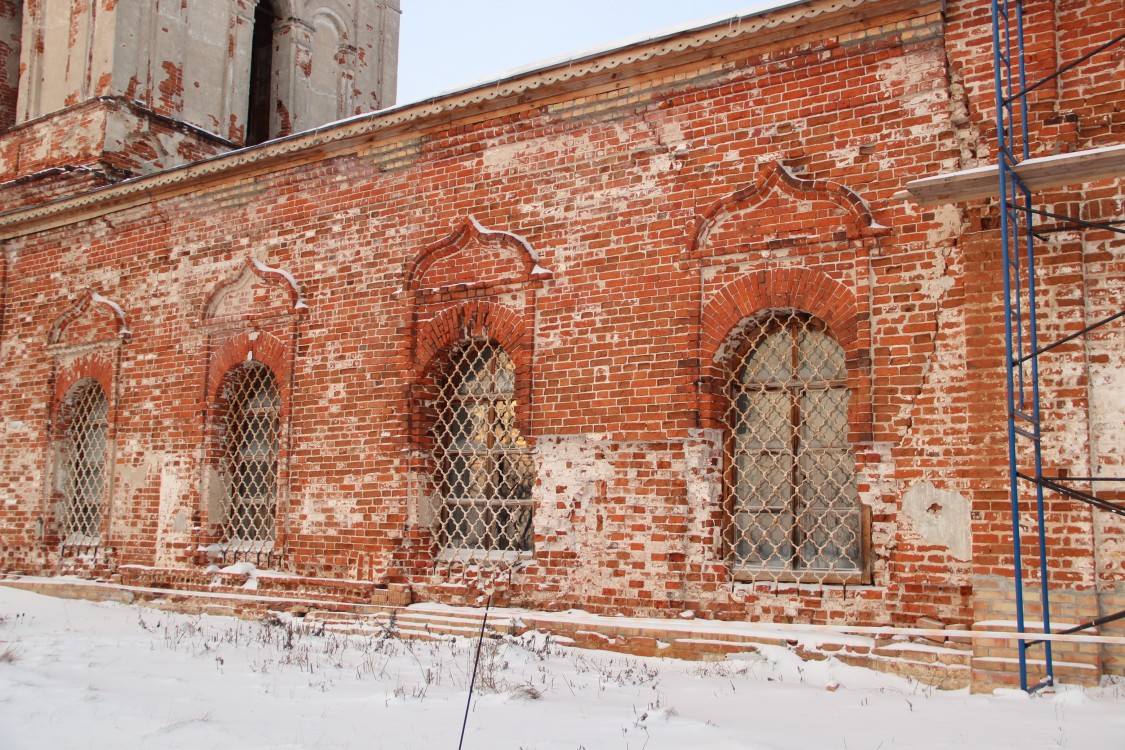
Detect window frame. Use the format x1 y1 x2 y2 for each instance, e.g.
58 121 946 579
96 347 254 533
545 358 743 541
432 338 535 560
216 360 281 553
57 378 110 547
722 311 871 585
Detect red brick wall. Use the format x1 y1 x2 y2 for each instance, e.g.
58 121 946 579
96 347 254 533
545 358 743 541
941 0 1125 684
0 0 1121 676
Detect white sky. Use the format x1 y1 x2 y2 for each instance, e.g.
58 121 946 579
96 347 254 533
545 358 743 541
396 0 791 104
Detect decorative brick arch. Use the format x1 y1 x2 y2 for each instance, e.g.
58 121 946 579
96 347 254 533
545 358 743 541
701 268 860 366
48 291 130 346
204 330 293 414
53 352 116 417
689 161 888 256
310 6 350 43
196 255 303 562
259 0 297 17
404 223 544 563
203 257 308 324
43 290 127 554
405 216 552 297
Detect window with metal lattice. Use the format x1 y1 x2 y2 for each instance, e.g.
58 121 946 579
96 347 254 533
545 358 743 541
217 361 280 548
431 339 534 560
59 379 109 546
723 310 864 583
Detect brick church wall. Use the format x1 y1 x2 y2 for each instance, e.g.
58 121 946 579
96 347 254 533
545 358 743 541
0 0 1121 682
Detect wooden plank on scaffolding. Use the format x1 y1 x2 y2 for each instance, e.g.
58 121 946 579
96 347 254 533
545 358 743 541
898 143 1125 205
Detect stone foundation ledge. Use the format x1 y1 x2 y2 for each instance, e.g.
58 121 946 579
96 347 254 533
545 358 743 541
1 574 995 690
0 573 410 617
116 565 411 607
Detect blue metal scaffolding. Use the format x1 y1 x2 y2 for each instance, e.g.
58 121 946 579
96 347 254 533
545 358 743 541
991 0 1125 692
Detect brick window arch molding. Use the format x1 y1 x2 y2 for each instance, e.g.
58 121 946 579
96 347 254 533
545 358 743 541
44 289 127 560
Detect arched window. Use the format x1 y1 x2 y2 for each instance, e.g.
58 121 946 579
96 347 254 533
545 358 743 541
218 361 280 548
245 1 277 145
723 310 861 581
0 0 21 129
432 339 534 557
59 379 109 543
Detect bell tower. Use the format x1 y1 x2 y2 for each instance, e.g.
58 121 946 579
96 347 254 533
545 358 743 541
0 0 400 204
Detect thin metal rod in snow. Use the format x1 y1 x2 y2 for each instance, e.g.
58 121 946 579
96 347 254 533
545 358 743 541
457 592 492 750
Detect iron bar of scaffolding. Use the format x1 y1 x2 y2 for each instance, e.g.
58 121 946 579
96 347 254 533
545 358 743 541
992 0 1124 691
994 0 1051 691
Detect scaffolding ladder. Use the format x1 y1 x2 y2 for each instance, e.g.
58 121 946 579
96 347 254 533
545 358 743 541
991 0 1125 692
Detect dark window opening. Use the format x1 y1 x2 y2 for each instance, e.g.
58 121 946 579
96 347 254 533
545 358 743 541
0 0 23 130
246 2 277 145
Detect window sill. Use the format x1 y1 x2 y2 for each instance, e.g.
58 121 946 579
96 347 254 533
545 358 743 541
61 533 102 550
729 568 871 586
200 540 276 557
436 548 534 565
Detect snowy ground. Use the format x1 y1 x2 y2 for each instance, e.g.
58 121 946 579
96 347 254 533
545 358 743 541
1 586 1123 750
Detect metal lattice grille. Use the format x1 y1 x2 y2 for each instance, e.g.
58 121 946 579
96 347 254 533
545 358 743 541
219 362 280 547
61 380 109 544
432 340 534 559
723 311 861 581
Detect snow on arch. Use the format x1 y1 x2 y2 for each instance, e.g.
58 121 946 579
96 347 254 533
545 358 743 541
203 256 308 323
405 215 553 296
48 290 130 345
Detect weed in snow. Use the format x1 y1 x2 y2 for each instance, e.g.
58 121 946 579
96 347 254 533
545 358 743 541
125 609 675 707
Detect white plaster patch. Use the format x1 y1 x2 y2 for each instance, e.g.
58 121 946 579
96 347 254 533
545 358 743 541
203 466 224 522
154 456 191 566
903 481 971 561
1089 338 1125 478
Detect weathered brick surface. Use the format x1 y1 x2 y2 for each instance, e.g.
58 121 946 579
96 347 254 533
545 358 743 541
0 98 232 210
0 0 1121 689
